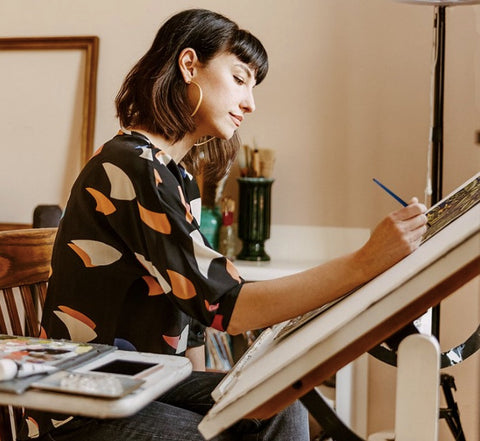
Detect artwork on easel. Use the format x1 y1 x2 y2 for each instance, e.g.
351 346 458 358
422 174 480 244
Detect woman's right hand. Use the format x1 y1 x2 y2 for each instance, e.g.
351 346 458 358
356 197 428 279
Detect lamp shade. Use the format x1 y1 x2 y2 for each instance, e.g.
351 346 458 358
394 0 480 4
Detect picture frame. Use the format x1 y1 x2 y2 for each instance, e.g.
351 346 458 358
0 36 99 167
0 36 99 228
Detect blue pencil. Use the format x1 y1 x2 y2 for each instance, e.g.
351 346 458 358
372 178 408 207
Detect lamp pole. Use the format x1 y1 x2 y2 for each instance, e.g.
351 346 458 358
430 5 446 338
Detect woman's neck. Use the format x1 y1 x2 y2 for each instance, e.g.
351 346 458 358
130 128 197 163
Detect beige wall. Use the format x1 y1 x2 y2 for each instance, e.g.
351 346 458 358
1 0 479 439
1 0 479 228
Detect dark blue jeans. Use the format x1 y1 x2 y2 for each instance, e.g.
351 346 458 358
37 371 309 441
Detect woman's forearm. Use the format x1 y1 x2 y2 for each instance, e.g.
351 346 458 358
227 201 428 335
227 251 367 334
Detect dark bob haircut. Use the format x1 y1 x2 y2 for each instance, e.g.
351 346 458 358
115 9 268 183
116 10 268 171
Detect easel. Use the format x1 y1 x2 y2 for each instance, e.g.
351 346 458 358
198 205 480 440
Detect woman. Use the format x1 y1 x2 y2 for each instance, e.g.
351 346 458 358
19 8 427 441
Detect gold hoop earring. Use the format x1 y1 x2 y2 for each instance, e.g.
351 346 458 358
193 136 215 147
188 80 203 117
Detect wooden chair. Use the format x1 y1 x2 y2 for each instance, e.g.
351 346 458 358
0 228 56 441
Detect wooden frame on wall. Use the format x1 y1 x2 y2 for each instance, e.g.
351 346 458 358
0 36 99 165
0 36 99 230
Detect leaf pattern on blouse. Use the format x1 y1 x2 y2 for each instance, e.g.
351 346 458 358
86 187 117 215
19 130 244 440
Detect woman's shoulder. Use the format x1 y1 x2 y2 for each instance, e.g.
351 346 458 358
102 131 154 158
90 131 164 174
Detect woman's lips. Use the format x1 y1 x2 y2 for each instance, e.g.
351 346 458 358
230 113 243 127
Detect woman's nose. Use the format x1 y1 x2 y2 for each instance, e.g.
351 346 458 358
241 89 256 114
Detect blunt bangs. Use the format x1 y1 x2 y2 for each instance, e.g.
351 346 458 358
228 29 269 85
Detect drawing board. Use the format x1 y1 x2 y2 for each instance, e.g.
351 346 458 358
199 175 480 439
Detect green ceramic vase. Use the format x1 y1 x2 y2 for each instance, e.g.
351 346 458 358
236 177 274 261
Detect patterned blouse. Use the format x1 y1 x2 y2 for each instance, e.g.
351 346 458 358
18 130 244 439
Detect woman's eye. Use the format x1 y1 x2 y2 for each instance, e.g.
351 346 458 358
234 76 245 85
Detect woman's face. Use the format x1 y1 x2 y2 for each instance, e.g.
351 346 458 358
191 52 256 140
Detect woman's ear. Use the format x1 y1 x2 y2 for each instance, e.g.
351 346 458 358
178 48 199 83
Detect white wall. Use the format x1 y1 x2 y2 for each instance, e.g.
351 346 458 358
0 1 479 439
